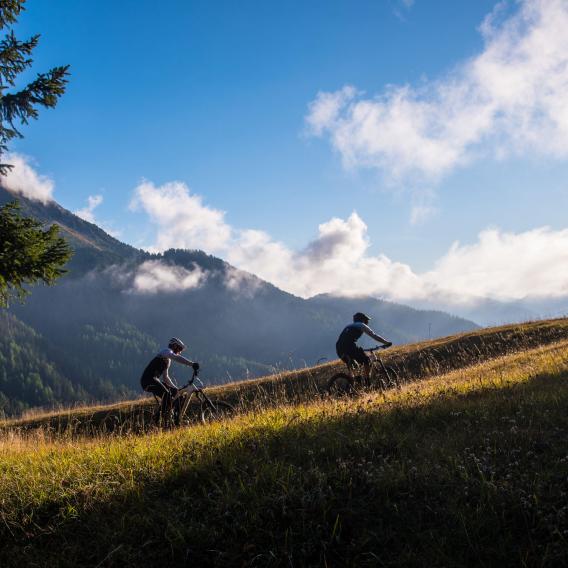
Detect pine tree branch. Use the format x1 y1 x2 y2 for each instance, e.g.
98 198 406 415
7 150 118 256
0 0 25 29
0 64 70 172
0 32 39 87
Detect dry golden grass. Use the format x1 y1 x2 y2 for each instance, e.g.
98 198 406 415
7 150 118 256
1 333 568 565
3 317 568 438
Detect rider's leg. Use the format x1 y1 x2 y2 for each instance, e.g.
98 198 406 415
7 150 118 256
144 380 171 425
340 354 355 376
339 346 360 378
169 388 182 426
354 348 371 384
160 389 172 423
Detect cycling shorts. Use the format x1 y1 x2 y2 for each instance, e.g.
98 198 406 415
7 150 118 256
336 341 369 368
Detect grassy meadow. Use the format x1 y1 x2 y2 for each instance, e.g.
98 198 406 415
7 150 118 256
1 320 568 566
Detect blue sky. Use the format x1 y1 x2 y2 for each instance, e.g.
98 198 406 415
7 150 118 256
5 0 568 309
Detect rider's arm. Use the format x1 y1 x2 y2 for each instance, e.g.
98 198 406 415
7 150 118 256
158 349 194 388
160 349 195 367
161 367 177 389
169 353 195 366
361 323 389 344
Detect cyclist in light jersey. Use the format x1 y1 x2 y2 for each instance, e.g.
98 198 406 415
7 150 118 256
140 337 199 422
336 312 392 380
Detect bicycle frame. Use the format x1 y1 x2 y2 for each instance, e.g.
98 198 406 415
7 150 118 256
329 344 398 396
366 346 392 381
173 370 214 420
344 345 389 379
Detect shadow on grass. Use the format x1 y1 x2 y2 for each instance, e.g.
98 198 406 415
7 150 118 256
2 370 568 567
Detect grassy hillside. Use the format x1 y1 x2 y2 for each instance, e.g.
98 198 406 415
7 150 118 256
5 317 568 434
1 319 568 566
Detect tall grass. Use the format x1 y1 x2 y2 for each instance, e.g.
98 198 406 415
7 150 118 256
1 339 568 566
4 317 568 438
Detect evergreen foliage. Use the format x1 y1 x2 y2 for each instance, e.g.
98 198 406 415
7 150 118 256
0 0 71 306
0 311 85 416
0 201 71 306
0 0 69 174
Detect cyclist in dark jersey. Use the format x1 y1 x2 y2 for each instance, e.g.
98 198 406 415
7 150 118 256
140 337 199 423
336 312 392 380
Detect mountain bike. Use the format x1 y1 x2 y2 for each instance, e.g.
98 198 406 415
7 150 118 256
327 345 400 396
152 369 235 427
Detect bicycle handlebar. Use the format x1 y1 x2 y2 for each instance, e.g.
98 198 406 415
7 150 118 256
365 344 391 353
178 368 201 390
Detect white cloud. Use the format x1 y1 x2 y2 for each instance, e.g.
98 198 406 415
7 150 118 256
305 86 357 137
131 260 206 294
410 204 436 225
0 155 121 237
1 153 54 203
129 180 231 252
73 194 121 237
74 194 103 223
423 226 568 301
132 178 568 306
306 0 568 183
223 266 265 297
235 218 568 304
226 212 424 300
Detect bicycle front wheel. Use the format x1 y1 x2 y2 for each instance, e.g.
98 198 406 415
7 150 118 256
327 373 355 396
200 400 235 423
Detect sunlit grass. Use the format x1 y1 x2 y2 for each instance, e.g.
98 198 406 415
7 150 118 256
2 336 568 565
4 317 568 439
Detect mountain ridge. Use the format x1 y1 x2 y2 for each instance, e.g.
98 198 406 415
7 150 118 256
0 186 479 415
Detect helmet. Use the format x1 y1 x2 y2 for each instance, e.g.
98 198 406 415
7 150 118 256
168 337 186 351
353 312 371 324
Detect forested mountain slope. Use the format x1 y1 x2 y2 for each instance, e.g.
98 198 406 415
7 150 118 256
0 186 478 415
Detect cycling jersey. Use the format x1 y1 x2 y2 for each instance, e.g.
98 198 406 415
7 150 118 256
336 322 388 367
337 322 387 348
141 348 194 390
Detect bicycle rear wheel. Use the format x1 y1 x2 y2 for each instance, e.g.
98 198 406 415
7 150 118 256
200 400 235 423
327 373 355 396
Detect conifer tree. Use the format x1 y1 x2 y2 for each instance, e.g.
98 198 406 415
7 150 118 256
0 201 71 307
0 0 71 306
0 0 69 174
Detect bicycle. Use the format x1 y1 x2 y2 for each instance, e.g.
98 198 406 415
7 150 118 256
327 345 400 396
150 368 235 427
